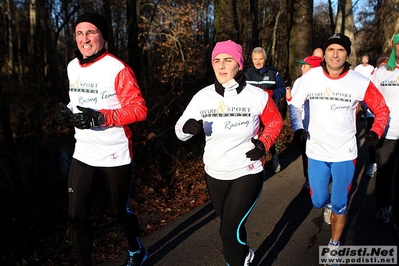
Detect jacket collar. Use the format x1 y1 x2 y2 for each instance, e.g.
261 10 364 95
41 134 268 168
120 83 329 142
75 48 107 65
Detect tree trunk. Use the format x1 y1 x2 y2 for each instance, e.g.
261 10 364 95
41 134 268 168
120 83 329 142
127 0 141 78
29 0 36 67
103 1 116 55
4 0 13 76
335 0 356 66
328 0 335 35
250 0 259 48
381 0 399 54
288 0 313 80
214 0 238 41
271 11 281 64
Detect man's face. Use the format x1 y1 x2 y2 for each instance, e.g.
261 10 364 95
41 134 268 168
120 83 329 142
252 52 266 69
75 22 105 59
324 44 347 74
301 64 312 75
213 53 240 84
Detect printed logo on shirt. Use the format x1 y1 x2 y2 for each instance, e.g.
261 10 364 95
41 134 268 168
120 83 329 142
77 96 97 105
200 101 252 118
380 79 399 86
225 120 250 129
309 87 352 102
330 104 350 111
100 91 116 99
70 77 99 93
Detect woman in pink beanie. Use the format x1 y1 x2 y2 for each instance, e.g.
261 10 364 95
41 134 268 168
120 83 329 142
175 40 283 266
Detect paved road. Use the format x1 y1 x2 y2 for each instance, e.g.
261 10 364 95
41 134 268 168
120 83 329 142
102 120 399 266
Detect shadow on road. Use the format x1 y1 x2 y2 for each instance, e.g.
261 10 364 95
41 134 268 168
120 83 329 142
253 187 314 265
144 202 217 265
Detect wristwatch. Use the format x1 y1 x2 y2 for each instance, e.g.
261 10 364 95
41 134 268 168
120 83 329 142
97 112 105 126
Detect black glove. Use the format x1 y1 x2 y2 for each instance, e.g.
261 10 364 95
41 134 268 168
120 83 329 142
294 129 308 143
70 106 105 129
365 131 379 146
246 138 265 161
55 103 72 126
182 119 203 135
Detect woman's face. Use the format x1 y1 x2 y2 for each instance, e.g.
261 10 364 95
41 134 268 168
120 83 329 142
213 54 240 84
213 53 240 84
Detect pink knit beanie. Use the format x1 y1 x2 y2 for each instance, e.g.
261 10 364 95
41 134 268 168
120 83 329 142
211 40 244 70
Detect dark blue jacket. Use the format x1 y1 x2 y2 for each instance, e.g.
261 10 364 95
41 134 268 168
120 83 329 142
245 66 286 103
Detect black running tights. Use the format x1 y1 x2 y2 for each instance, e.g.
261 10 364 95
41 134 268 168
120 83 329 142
67 159 140 266
206 171 264 266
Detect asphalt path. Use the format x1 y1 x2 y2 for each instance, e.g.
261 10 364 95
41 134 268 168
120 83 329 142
102 118 399 266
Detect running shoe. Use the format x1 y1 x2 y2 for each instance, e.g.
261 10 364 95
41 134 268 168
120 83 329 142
366 163 377 177
324 203 332 225
324 239 340 266
126 245 148 266
244 248 254 266
272 154 281 173
375 206 392 223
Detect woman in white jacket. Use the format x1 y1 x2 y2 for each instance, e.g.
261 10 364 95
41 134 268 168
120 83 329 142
175 40 282 266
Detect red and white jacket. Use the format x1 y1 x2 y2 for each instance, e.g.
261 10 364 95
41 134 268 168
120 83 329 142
290 66 389 162
175 83 282 180
67 51 147 167
370 65 399 140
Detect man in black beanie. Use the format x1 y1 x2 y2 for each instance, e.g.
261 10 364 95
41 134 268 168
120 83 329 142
74 11 109 41
289 32 390 264
55 11 148 266
324 33 351 57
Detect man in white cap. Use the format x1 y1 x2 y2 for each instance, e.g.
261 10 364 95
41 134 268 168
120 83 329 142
289 33 389 261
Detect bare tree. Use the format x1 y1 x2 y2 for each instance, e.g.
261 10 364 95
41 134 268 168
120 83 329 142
379 0 399 54
214 0 238 41
288 0 313 80
2 0 13 77
126 0 141 77
313 1 333 51
335 0 356 65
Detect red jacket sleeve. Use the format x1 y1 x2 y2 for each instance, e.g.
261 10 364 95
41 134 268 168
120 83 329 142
363 82 390 137
258 96 283 150
100 67 147 126
265 89 274 99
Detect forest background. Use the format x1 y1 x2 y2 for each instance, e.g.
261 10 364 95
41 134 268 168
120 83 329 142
1 0 399 265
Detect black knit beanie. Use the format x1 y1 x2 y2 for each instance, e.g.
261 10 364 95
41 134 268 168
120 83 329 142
324 33 351 56
74 12 108 41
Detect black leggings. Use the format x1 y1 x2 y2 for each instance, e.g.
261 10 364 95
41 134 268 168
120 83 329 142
375 138 399 225
299 138 308 179
67 159 140 266
206 171 264 266
366 117 376 163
